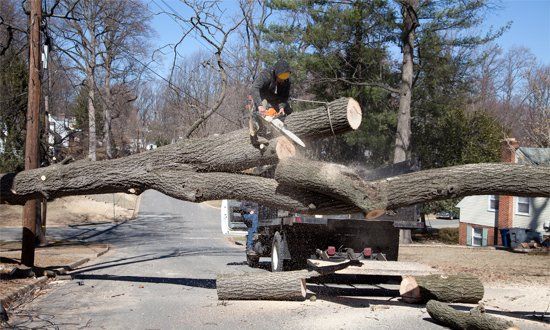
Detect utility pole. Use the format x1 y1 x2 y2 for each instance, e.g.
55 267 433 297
21 0 42 267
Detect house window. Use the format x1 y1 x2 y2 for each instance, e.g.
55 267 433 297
516 197 530 215
472 227 483 246
488 195 499 212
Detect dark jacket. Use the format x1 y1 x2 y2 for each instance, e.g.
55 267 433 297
251 60 291 112
241 200 259 214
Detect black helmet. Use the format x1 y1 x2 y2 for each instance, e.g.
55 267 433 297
273 60 291 79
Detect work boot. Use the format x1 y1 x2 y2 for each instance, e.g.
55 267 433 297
246 249 258 256
250 134 269 149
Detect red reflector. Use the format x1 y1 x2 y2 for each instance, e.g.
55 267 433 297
363 247 372 257
294 217 302 223
327 246 336 256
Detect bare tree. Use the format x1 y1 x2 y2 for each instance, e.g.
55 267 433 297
98 0 151 159
180 0 245 138
521 64 550 147
53 0 111 161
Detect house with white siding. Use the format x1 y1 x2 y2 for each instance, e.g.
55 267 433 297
457 139 550 247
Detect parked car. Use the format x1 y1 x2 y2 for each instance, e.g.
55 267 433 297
436 211 459 219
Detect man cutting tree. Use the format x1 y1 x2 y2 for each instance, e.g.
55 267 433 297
248 60 294 148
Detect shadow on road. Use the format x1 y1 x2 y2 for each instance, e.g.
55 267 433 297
71 249 241 275
72 273 216 289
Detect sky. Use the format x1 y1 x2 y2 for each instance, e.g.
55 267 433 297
148 0 550 75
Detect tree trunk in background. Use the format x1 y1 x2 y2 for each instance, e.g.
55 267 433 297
87 64 97 161
21 0 42 267
395 0 418 244
103 57 114 159
86 13 98 162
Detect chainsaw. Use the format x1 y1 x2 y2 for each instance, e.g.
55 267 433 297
260 107 306 148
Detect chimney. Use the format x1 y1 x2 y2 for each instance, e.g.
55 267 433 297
497 138 519 244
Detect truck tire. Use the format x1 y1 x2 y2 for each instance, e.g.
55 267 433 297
271 231 288 272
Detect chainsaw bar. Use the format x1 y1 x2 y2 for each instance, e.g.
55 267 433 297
262 116 306 148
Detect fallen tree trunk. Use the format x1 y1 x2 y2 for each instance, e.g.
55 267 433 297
275 158 550 214
400 274 484 304
216 270 321 301
426 300 516 330
1 98 361 206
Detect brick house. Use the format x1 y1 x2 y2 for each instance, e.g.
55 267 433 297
457 138 550 247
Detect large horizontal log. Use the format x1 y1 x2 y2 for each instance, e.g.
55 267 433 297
0 165 360 214
1 98 361 205
216 270 322 301
400 274 484 304
275 158 550 214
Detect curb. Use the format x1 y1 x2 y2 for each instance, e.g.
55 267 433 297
0 244 110 308
0 276 48 308
53 245 110 275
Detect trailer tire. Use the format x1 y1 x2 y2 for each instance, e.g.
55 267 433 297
271 232 287 272
246 253 260 268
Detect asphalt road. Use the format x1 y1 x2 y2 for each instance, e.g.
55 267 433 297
7 191 547 329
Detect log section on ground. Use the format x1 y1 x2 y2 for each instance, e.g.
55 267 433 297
275 158 550 215
426 300 516 330
216 270 321 301
0 98 361 206
400 274 484 304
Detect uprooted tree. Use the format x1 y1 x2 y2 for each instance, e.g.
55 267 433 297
1 97 549 214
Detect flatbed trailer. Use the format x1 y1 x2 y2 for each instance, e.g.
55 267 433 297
244 211 423 272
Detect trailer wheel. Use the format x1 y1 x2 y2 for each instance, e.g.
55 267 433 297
271 232 287 272
246 253 259 268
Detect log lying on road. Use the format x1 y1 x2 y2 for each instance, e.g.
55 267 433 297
400 274 484 304
426 300 516 330
1 98 362 205
275 158 550 214
216 270 321 301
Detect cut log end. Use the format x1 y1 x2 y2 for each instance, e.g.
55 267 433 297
275 136 297 159
346 98 362 130
400 276 421 303
365 209 386 219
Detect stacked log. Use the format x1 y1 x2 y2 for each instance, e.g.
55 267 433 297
216 270 321 301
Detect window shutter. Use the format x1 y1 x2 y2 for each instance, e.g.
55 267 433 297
466 225 472 246
482 228 488 246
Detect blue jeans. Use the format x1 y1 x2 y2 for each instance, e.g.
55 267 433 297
243 213 259 250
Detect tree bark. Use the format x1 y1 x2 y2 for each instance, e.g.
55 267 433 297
426 300 515 330
394 0 418 163
400 274 484 304
275 158 550 214
216 270 320 301
103 55 114 159
86 55 97 161
0 98 362 210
